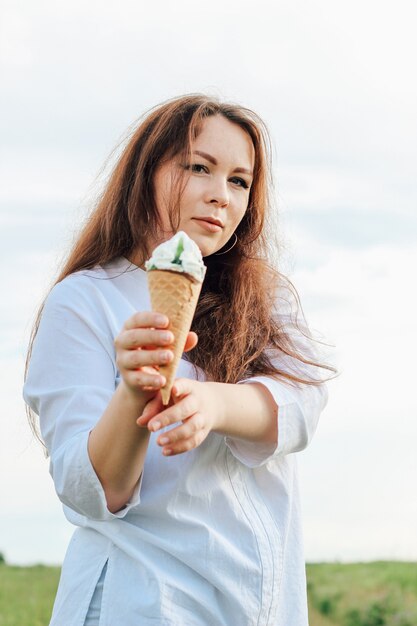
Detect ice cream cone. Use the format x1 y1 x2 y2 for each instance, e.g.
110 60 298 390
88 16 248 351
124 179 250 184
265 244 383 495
148 269 202 404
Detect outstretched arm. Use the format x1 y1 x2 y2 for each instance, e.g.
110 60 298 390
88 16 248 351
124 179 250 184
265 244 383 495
137 378 278 457
88 317 198 512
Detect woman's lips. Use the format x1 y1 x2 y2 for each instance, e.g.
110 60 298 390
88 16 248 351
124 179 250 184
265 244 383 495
193 218 223 233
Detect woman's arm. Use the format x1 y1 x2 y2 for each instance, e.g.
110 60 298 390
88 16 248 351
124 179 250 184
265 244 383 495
88 314 198 513
24 276 197 517
207 381 278 443
138 373 327 464
138 286 329 463
87 382 151 513
137 378 278 457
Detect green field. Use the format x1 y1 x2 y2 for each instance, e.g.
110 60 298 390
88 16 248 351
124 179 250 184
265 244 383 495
0 561 416 625
0 564 60 626
307 562 417 626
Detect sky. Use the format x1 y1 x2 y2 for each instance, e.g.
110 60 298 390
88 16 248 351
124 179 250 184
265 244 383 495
1 0 416 565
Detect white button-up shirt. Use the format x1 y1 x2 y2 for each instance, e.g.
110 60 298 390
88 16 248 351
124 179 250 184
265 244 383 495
24 258 328 626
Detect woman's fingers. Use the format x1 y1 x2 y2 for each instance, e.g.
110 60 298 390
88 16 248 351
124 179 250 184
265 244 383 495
171 378 194 399
137 393 165 427
158 413 203 442
147 392 197 432
114 313 198 398
116 327 174 351
115 312 175 376
114 311 175 396
140 379 214 456
125 367 166 390
123 312 169 331
157 415 208 456
183 331 198 353
121 346 173 369
116 313 196 356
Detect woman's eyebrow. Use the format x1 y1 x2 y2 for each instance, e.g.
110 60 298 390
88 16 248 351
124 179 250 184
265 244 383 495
193 150 253 176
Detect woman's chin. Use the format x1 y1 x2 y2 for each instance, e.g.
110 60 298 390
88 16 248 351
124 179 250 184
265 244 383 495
197 241 225 258
180 231 222 257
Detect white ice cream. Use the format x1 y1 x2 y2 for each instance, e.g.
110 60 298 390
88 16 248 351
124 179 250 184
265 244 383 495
145 231 207 282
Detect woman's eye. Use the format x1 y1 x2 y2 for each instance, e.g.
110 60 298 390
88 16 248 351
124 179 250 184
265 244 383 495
230 177 249 189
181 163 208 174
186 163 208 173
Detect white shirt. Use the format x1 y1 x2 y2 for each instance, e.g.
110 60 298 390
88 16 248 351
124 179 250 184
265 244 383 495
23 257 327 626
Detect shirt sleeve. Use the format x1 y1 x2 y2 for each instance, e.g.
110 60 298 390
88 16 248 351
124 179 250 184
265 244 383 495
23 277 143 521
225 285 329 468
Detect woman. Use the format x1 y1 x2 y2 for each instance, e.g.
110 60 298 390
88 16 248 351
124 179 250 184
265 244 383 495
24 94 333 625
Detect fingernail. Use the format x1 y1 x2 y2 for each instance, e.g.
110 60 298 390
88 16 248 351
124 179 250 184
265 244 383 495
155 315 168 326
161 332 173 343
151 421 161 431
163 449 172 456
159 436 169 445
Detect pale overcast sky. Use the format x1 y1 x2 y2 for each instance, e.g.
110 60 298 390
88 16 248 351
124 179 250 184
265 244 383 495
1 0 416 564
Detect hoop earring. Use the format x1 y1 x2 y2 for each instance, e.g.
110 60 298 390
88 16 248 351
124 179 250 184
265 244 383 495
214 233 238 255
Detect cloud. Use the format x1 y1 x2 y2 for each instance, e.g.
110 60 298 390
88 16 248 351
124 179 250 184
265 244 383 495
287 208 417 250
291 240 417 563
300 420 417 562
0 353 73 565
290 242 417 425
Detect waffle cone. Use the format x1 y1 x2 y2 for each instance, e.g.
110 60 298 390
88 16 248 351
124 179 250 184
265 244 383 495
147 270 202 404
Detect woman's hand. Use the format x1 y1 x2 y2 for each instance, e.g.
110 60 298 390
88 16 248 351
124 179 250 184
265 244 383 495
114 312 198 398
137 379 222 456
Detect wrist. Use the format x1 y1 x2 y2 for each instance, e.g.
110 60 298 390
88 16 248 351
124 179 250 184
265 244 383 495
118 379 154 409
204 382 227 433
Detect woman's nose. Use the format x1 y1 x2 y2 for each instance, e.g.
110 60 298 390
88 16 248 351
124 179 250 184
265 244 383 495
205 177 229 207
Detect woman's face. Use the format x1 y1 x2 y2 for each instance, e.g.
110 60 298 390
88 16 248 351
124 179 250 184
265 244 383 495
152 115 255 257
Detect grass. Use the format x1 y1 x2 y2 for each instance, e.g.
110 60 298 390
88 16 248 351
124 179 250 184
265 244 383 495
0 564 60 626
307 562 417 625
0 561 416 625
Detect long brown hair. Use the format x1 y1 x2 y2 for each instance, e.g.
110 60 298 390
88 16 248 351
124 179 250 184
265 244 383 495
26 94 335 438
